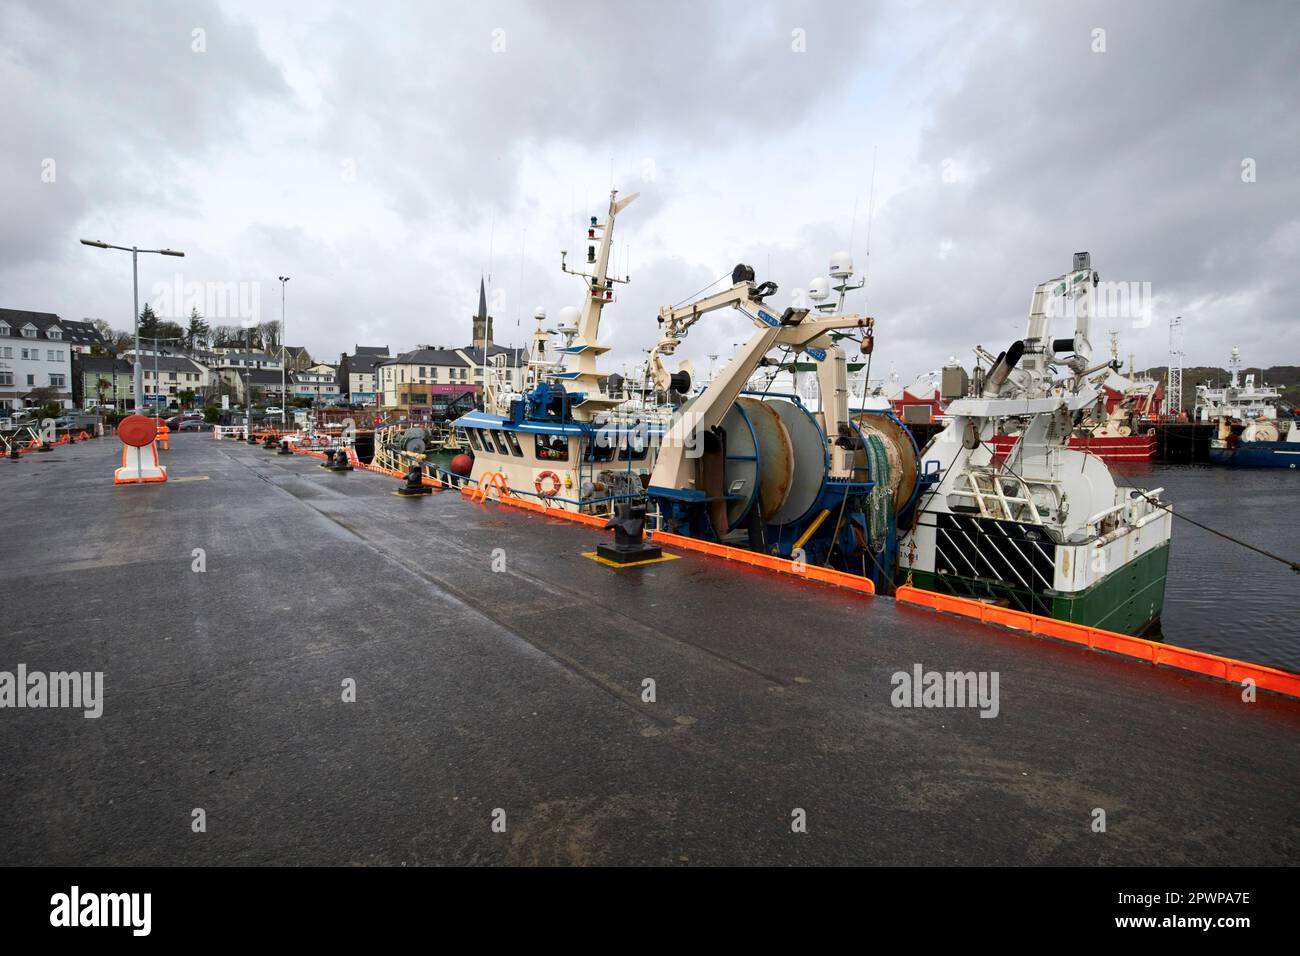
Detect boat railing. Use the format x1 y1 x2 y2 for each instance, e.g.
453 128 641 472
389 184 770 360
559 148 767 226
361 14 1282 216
1085 502 1126 532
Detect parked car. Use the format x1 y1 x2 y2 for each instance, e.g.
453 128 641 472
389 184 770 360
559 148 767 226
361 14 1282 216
165 413 204 430
177 419 211 432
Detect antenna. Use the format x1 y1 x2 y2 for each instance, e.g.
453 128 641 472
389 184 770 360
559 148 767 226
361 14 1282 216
863 146 878 285
1166 316 1184 416
516 229 526 333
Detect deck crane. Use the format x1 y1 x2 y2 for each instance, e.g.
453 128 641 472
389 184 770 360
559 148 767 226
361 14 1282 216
646 263 876 501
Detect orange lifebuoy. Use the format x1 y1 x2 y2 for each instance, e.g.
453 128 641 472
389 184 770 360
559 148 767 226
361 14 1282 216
535 470 562 497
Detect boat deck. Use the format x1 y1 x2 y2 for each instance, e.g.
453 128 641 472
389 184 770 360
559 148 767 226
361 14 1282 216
1 435 1297 865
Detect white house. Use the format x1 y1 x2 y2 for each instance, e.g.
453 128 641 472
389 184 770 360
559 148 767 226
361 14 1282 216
376 345 526 412
0 309 75 411
292 364 340 403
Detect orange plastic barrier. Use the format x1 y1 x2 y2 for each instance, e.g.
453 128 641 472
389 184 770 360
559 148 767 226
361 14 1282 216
365 461 446 488
651 530 876 596
895 585 1300 700
485 491 610 528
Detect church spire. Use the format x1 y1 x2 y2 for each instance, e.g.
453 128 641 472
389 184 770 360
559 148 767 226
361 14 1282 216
473 276 494 349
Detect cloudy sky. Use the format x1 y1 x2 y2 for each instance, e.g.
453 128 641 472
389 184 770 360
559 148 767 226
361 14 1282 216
2 0 1296 384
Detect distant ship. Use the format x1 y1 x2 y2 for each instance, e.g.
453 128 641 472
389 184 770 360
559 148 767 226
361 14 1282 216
1196 348 1299 469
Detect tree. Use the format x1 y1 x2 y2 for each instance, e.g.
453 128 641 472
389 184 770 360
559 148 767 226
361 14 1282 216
258 320 281 354
211 324 244 348
185 307 210 354
108 329 133 356
138 304 161 340
155 319 184 345
96 377 110 406
89 319 114 355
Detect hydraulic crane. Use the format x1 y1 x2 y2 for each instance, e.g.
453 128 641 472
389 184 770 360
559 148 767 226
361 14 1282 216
646 263 875 498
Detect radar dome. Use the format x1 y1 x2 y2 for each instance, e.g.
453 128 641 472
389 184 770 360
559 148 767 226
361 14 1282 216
808 277 831 302
829 251 854 279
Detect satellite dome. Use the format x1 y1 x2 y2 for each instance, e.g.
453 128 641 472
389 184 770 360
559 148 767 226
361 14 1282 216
808 276 831 302
557 305 581 327
533 307 546 321
829 251 854 279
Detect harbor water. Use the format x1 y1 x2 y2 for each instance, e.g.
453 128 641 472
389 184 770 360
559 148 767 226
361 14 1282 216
1112 463 1300 672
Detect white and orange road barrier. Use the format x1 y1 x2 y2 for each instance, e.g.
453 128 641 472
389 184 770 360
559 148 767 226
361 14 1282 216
114 415 167 485
155 422 170 450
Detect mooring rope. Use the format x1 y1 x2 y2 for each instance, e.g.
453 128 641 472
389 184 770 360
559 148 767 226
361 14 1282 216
1125 484 1300 573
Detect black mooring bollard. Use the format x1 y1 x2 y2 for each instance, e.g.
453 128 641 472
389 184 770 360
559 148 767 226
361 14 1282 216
597 500 663 565
320 449 336 468
278 439 293 455
329 448 353 472
395 464 432 496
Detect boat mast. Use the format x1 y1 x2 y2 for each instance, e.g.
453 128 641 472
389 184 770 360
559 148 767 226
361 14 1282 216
556 189 638 420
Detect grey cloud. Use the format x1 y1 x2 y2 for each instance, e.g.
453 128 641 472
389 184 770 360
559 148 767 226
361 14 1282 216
1 0 1294 379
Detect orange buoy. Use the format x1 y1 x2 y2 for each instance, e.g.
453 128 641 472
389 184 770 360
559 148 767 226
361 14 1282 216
449 453 473 476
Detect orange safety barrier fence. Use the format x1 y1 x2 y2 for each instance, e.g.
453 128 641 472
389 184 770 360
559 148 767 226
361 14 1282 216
895 584 1300 700
364 460 447 488
490 491 611 527
651 530 876 596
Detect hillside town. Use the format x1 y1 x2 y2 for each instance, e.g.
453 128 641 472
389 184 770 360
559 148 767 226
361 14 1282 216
0 278 526 428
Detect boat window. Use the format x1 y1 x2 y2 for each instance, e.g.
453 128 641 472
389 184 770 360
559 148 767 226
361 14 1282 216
501 430 523 457
585 436 616 462
617 427 650 461
479 429 498 453
535 433 569 462
617 442 648 461
466 429 482 451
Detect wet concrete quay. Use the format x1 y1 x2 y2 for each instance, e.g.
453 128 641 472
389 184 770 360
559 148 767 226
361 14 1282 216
1 435 1296 865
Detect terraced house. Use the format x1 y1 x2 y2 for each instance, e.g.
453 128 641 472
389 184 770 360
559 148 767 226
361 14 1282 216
376 281 525 416
337 345 389 404
0 308 75 412
292 363 340 403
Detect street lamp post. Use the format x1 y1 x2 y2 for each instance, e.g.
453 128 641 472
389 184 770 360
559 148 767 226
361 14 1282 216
80 239 184 413
278 276 290 426
140 334 182 416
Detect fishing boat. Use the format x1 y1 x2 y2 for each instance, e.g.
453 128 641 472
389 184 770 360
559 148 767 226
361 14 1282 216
989 353 1161 463
437 214 1171 634
449 190 673 511
1196 348 1299 468
898 254 1172 635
